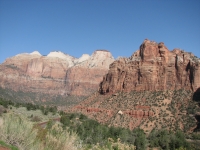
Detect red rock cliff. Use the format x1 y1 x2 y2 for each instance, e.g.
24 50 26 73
0 50 114 98
64 50 115 96
100 39 200 94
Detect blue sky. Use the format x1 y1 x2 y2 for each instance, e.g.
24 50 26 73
0 0 200 63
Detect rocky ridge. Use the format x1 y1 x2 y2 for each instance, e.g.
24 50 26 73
100 39 200 94
71 39 200 131
0 50 114 104
65 50 114 96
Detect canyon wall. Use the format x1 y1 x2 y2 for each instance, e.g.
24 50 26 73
100 39 200 94
0 50 114 102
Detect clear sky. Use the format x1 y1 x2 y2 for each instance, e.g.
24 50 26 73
0 0 200 63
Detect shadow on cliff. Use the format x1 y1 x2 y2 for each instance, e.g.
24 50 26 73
194 115 200 132
193 87 200 102
193 88 200 132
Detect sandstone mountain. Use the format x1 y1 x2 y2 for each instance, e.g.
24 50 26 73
0 50 114 105
100 39 200 94
71 39 200 132
65 50 114 96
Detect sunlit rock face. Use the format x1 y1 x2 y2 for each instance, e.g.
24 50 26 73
0 50 114 99
64 50 115 96
71 40 200 131
100 39 200 94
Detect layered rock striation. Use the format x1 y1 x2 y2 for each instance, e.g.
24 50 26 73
70 39 200 131
65 50 114 95
0 50 114 100
100 39 200 94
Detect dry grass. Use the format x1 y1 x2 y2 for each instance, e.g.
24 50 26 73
89 138 136 150
0 114 40 150
0 114 82 150
10 107 60 123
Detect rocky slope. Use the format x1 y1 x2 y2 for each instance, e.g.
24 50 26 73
71 90 200 132
71 39 200 132
0 50 114 104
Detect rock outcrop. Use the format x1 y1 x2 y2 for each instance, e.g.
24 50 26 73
71 39 200 131
0 50 114 102
100 39 200 94
65 50 114 95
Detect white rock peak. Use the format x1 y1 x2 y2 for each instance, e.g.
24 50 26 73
73 50 114 69
77 54 90 63
10 50 114 68
30 51 42 56
47 51 69 59
91 50 114 59
47 51 76 67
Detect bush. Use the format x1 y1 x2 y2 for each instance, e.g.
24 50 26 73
42 124 82 150
0 114 82 150
191 133 200 140
133 128 147 150
0 114 40 150
148 129 191 150
92 138 136 150
0 106 5 116
31 116 41 122
0 140 18 150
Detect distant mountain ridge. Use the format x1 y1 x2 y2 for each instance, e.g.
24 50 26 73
0 50 114 105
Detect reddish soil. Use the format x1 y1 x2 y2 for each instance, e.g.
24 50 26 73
0 146 10 150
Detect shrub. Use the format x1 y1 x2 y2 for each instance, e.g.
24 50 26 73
0 114 40 150
133 128 147 150
148 129 191 150
31 116 41 122
191 133 200 140
0 106 5 116
0 140 18 150
42 124 82 150
0 114 82 150
94 138 136 150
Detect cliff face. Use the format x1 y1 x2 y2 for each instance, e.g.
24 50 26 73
70 39 200 131
0 50 114 102
65 50 114 96
0 52 72 95
100 39 200 94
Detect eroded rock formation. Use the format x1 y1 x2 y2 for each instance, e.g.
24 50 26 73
71 40 200 131
64 50 114 96
100 39 200 94
0 50 114 101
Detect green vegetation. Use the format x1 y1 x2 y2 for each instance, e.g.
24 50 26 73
0 97 14 108
0 140 19 150
0 97 136 149
191 132 200 140
0 114 136 150
0 97 59 118
61 113 138 146
0 96 200 150
0 87 85 107
148 129 191 150
0 114 41 150
0 114 81 150
60 113 193 150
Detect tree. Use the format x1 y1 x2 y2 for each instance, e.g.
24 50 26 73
133 128 147 150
